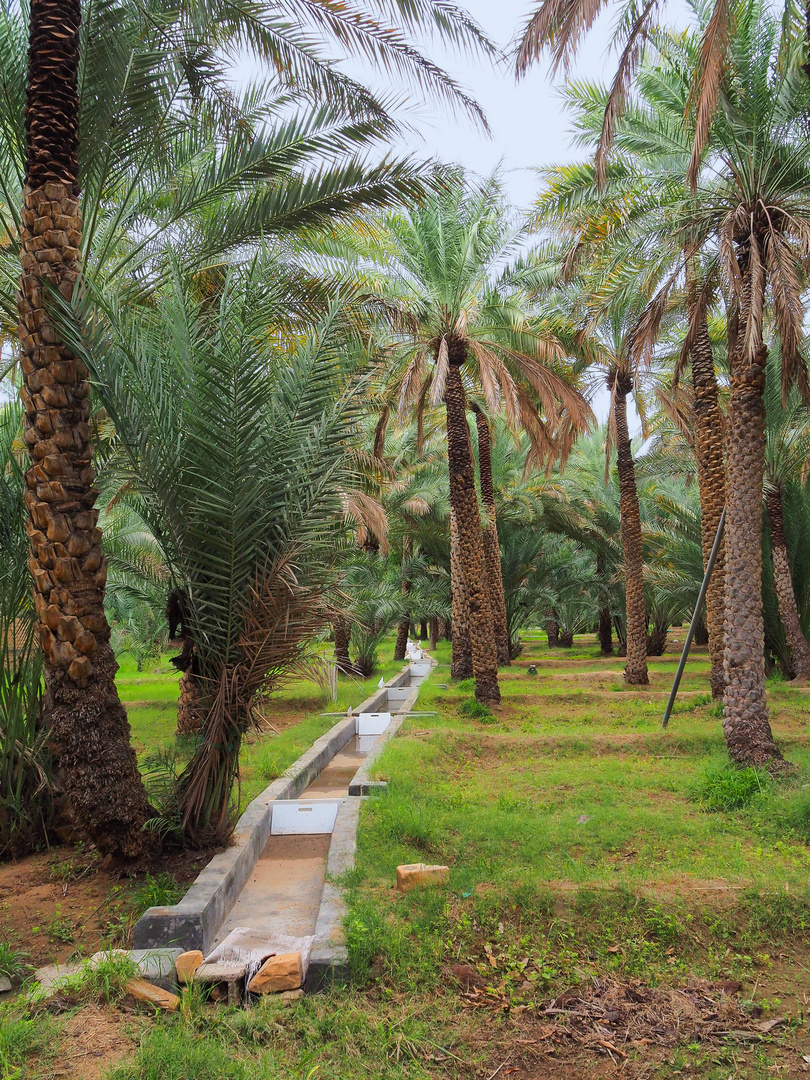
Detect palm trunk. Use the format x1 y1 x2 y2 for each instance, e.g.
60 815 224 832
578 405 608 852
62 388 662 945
598 607 613 656
596 553 613 656
393 536 412 661
691 304 726 698
450 507 473 679
612 372 649 685
473 407 511 666
176 671 203 736
333 615 353 673
429 617 438 651
444 357 499 703
545 612 559 648
767 488 810 683
18 0 153 858
722 253 782 765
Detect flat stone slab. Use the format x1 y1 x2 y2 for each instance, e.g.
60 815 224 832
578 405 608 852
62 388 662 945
89 948 183 990
33 961 84 994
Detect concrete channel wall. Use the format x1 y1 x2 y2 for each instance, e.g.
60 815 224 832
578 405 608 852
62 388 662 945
133 677 415 956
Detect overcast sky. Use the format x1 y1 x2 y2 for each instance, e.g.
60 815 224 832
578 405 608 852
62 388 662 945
252 0 696 212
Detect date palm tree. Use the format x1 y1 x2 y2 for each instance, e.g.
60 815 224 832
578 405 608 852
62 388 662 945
628 6 809 762
529 56 730 695
361 173 591 702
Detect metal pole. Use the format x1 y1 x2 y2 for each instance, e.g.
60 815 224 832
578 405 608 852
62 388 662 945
662 506 725 729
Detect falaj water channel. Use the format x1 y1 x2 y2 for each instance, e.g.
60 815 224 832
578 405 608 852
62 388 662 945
131 651 435 998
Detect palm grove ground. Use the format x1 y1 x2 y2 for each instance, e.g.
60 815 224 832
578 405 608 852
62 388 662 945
2 634 810 1079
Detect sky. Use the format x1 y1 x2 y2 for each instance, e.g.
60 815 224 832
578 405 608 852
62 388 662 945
361 0 620 211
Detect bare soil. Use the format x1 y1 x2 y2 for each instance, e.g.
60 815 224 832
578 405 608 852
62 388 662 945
47 1005 135 1080
0 844 211 970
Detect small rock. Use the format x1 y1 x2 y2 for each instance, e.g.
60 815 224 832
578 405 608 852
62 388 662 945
396 863 450 892
577 814 590 824
125 978 180 1011
175 950 204 985
280 988 305 1004
248 953 303 994
0 976 12 993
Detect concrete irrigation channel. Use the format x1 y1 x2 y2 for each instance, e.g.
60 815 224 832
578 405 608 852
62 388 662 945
131 652 435 1000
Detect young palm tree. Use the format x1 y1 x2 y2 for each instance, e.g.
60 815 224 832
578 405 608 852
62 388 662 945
0 400 50 853
70 269 364 842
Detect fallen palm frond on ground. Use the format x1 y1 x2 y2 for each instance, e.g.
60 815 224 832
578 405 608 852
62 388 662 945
454 972 784 1062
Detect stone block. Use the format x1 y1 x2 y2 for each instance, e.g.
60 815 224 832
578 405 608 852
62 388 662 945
175 950 204 985
247 953 303 994
125 978 180 1011
196 960 248 1006
396 863 450 892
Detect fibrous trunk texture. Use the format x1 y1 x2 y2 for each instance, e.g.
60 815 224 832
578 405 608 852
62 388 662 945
691 305 726 698
473 408 510 666
612 373 649 685
333 616 353 673
722 253 782 766
598 607 613 656
444 357 499 703
18 0 153 858
647 624 668 656
767 488 810 684
393 535 413 661
175 671 203 736
558 629 574 648
545 613 559 648
429 617 438 651
449 509 473 679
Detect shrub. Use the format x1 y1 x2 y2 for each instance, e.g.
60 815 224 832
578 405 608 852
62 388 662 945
458 699 494 722
692 765 770 812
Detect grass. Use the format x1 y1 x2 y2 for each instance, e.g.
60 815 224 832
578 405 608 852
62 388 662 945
5 632 810 1078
